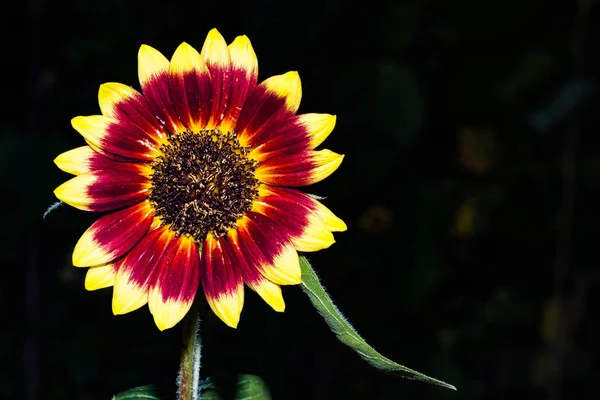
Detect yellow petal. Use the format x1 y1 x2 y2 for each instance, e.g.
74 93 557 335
249 279 285 312
228 35 258 74
112 271 149 315
171 42 208 75
98 82 139 118
309 196 347 232
149 295 194 331
53 174 96 211
292 214 336 252
71 115 113 150
54 146 95 175
299 113 337 149
260 245 301 285
73 229 109 267
262 71 302 113
310 149 344 183
138 44 170 87
169 42 211 132
206 288 244 329
72 202 154 267
201 28 231 68
85 264 116 291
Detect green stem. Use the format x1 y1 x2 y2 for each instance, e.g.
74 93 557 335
177 307 202 400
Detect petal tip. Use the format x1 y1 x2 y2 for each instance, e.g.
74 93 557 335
252 280 286 312
70 116 83 129
267 297 286 312
153 315 178 331
138 45 169 83
148 302 192 331
302 113 337 148
149 293 195 332
155 323 168 332
84 265 116 291
226 319 240 329
201 28 230 68
231 35 251 45
84 281 96 291
53 182 75 208
72 252 87 268
262 71 302 112
112 301 123 315
112 283 148 315
138 44 159 62
335 219 348 232
291 221 336 252
112 301 132 316
329 115 338 129
204 28 226 47
207 294 243 329
217 308 240 328
72 242 107 268
229 35 255 58
72 230 101 267
174 41 194 53
282 71 301 87
255 281 285 312
52 155 62 168
264 246 302 285
323 150 344 169
289 273 302 285
53 174 98 211
138 44 153 53
98 82 115 93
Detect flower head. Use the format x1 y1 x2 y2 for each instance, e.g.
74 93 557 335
54 29 346 330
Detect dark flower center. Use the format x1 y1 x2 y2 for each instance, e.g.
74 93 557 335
149 129 259 241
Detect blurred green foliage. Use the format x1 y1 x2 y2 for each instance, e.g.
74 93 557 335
7 0 600 399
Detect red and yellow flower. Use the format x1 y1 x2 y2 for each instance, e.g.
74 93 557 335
54 29 345 330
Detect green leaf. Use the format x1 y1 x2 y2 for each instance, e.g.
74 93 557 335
198 380 222 400
200 375 271 400
299 256 457 391
113 385 162 400
113 375 270 400
233 375 271 399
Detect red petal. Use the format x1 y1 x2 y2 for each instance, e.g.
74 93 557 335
73 201 154 266
199 234 244 328
168 43 213 131
149 235 200 330
255 149 343 187
54 171 150 212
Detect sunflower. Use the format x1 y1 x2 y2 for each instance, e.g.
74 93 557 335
53 28 346 331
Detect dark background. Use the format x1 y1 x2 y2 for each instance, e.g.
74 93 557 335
7 0 600 398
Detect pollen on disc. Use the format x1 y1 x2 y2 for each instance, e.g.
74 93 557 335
149 129 259 241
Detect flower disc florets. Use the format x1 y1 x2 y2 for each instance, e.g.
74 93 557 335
149 129 259 241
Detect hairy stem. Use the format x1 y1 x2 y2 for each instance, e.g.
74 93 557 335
177 307 202 400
